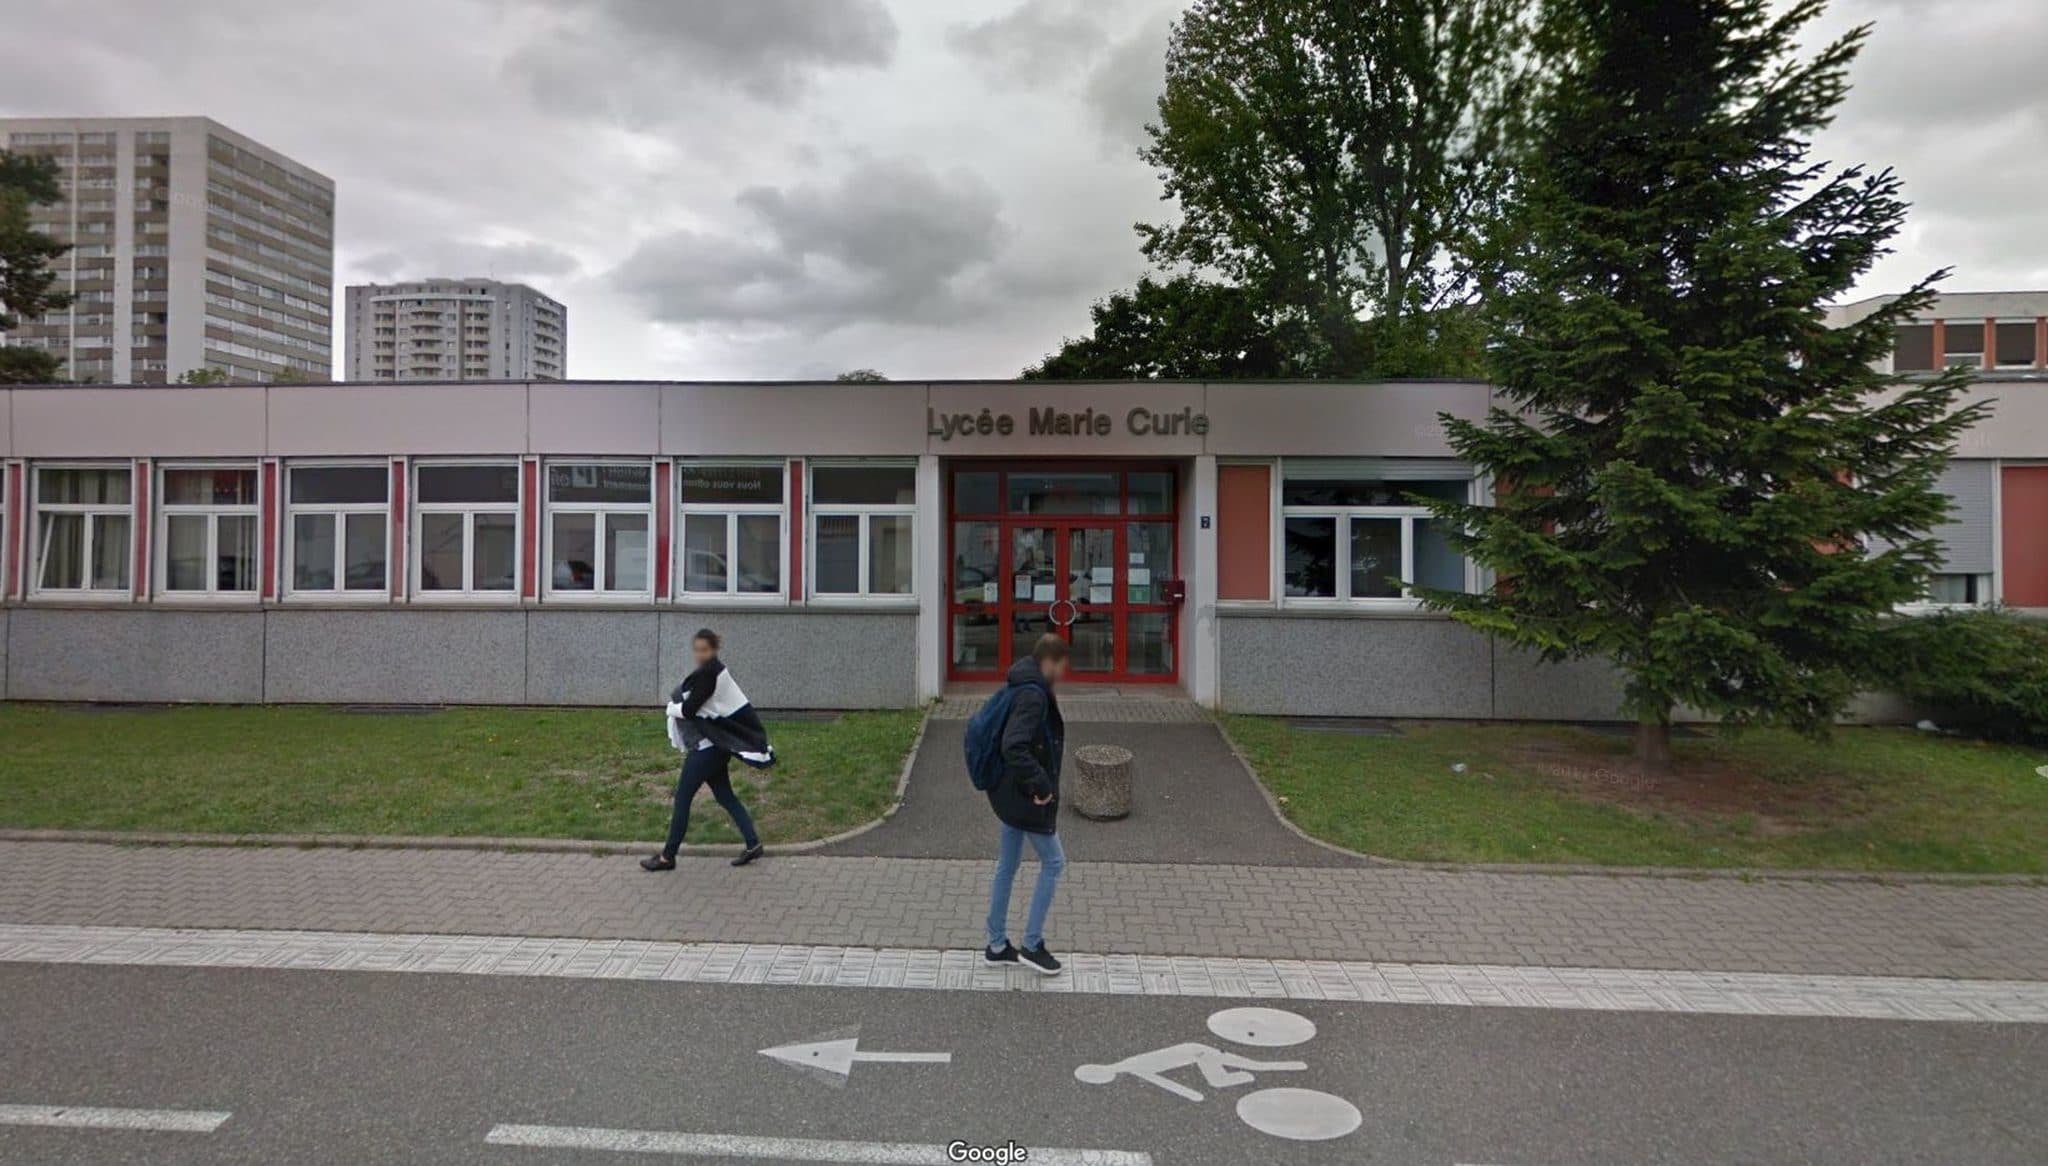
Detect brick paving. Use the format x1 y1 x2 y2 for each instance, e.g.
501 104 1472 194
1 840 2042 980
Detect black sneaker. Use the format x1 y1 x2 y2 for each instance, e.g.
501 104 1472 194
730 844 765 868
639 854 676 872
983 942 1020 966
1019 943 1062 976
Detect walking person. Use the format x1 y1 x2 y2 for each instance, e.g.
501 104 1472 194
979 634 1070 975
641 628 773 872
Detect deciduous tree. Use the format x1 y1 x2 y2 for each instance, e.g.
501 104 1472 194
1022 276 1308 379
1138 0 1523 377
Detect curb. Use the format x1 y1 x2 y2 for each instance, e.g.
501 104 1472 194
1207 713 2048 887
0 705 936 861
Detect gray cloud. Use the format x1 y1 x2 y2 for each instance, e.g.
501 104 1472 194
1808 1 2048 292
947 0 1104 88
356 240 581 283
1083 16 1174 149
508 0 898 116
610 157 1011 330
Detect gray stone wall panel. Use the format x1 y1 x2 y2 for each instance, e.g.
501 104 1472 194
525 611 661 706
263 610 526 704
659 610 918 709
7 609 264 703
1217 614 1492 718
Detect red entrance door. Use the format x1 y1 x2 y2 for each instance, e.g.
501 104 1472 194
947 466 1178 683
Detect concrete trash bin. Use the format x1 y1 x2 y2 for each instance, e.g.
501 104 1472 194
1071 744 1135 821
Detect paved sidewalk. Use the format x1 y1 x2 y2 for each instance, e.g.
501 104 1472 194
2 840 2043 980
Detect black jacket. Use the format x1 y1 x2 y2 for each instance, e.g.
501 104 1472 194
665 658 775 768
986 657 1065 834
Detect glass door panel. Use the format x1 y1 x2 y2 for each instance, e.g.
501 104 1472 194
1011 607 1056 668
953 612 999 670
1011 526 1058 609
1069 608 1116 672
1127 613 1173 675
1067 527 1116 608
1127 521 1171 604
953 521 1000 606
950 519 1004 673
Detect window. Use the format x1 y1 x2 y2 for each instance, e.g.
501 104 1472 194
812 464 916 597
545 462 652 597
678 462 783 598
287 464 387 596
1941 321 1984 369
1903 461 1997 609
1280 461 1472 602
1926 573 1992 606
33 466 131 595
414 463 519 596
158 466 259 595
1995 322 2037 369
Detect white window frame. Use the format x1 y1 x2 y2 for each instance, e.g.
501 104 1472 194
411 459 522 600
1277 467 1476 608
676 459 787 602
1 462 10 601
155 462 263 600
808 461 918 602
542 459 657 601
1907 572 1996 611
283 460 390 601
30 462 135 600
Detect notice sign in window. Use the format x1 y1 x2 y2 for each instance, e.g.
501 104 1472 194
681 465 782 505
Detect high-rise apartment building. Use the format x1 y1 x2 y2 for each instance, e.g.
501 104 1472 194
0 116 334 384
344 279 565 381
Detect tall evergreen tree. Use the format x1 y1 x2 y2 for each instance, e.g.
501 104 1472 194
1422 0 1985 769
0 150 72 384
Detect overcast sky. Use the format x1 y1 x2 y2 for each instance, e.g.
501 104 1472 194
2 0 2040 381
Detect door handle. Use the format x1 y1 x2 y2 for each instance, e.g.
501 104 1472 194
1047 597 1078 627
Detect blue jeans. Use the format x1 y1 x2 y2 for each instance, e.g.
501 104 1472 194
985 824 1066 951
662 746 760 857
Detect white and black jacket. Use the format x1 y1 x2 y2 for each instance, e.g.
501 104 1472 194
664 658 776 768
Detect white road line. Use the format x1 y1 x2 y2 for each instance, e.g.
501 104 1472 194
485 1123 1154 1164
1 922 2044 1024
0 1104 231 1133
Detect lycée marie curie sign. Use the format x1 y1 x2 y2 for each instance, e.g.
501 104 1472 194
926 404 1210 442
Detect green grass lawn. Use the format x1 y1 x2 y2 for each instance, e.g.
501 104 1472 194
0 704 924 845
1224 717 2048 873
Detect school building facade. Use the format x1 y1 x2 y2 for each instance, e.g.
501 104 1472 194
0 373 2040 714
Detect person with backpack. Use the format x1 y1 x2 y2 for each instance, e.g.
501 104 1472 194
640 628 773 872
965 633 1070 975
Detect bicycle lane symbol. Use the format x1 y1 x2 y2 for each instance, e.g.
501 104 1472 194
1073 1006 1363 1142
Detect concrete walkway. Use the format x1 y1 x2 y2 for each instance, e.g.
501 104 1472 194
823 718 1356 866
2 840 2044 980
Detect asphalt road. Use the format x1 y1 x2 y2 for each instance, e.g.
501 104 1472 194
0 963 2042 1165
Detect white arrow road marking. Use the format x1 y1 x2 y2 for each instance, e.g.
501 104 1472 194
759 1035 952 1080
484 1124 1155 1165
0 1104 231 1133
